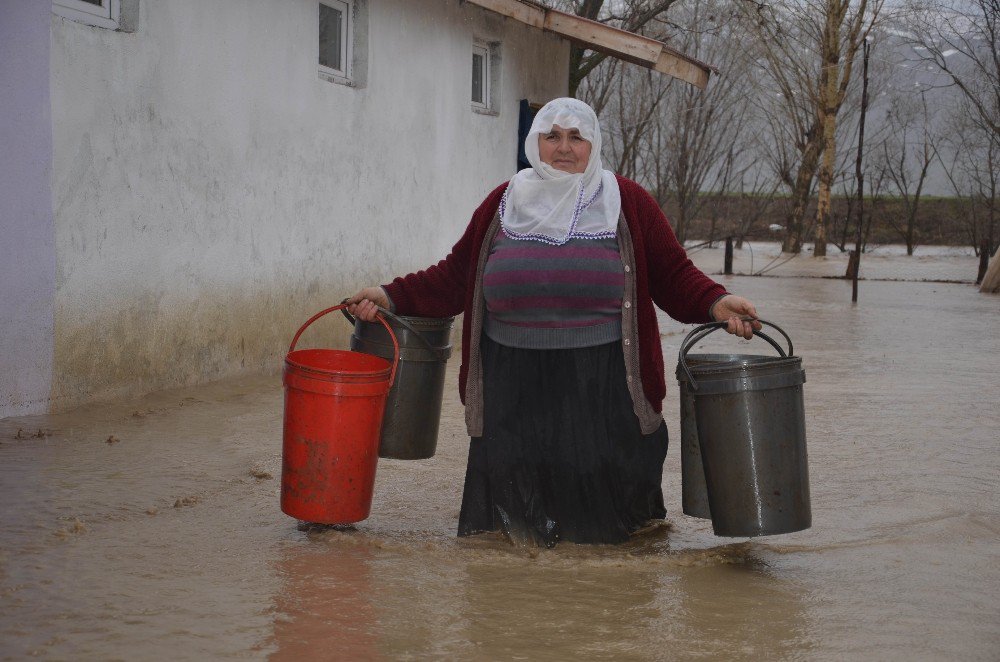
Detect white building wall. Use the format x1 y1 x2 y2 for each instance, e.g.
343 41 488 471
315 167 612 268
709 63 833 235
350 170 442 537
46 0 567 411
0 0 56 418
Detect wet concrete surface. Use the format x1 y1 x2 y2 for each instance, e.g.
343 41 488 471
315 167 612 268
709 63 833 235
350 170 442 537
1 250 998 660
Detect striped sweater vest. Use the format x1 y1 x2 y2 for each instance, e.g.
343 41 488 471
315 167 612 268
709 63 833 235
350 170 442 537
483 230 625 349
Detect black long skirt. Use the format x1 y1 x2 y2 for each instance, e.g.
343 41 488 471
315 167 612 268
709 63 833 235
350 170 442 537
457 336 669 547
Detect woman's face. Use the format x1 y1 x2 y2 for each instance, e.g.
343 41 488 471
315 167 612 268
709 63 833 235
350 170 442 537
537 124 592 174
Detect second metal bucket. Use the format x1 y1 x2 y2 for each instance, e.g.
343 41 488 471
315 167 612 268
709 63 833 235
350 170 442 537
676 353 781 520
349 313 454 460
678 320 811 537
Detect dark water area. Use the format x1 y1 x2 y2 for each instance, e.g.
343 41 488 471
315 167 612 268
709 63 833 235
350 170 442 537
2 254 998 660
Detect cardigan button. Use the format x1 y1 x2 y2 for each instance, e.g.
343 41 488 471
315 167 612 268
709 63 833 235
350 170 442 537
624 265 631 273
624 301 631 309
623 339 630 346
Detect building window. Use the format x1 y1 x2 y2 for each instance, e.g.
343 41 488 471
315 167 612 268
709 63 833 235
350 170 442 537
472 41 500 116
319 0 352 83
472 45 489 109
52 0 122 30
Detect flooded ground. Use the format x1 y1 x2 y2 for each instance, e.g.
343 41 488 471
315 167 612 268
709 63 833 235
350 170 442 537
2 247 998 660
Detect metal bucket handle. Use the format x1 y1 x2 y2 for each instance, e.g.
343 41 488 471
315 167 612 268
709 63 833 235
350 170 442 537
289 304 400 387
679 321 789 362
678 319 793 392
340 300 450 361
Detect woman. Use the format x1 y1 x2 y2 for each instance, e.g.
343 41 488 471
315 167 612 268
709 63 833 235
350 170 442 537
348 98 759 547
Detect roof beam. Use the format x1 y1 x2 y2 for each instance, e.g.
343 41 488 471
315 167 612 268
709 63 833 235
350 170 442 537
464 0 545 28
463 0 715 89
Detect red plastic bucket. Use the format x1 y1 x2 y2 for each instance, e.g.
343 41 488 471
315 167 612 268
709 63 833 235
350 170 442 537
281 304 399 525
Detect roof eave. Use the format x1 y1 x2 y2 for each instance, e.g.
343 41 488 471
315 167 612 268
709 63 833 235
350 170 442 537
463 0 715 89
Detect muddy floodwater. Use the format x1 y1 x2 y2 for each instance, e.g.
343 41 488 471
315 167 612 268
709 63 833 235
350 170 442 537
2 247 998 660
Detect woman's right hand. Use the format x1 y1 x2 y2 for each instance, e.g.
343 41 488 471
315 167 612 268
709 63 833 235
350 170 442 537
346 287 389 322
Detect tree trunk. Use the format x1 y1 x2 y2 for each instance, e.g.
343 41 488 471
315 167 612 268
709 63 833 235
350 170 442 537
839 194 855 249
675 200 689 245
845 249 860 280
814 152 832 256
813 12 842 258
977 239 990 284
814 102 838 257
813 0 857 258
784 136 823 253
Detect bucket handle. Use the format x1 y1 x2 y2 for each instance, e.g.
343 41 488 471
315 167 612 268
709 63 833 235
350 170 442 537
679 321 789 362
288 304 400 387
340 300 449 360
678 319 793 392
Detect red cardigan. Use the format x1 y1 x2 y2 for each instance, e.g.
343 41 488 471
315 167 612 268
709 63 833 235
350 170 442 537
383 175 727 416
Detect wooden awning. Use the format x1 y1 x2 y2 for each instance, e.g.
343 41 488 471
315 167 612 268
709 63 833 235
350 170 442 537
463 0 715 88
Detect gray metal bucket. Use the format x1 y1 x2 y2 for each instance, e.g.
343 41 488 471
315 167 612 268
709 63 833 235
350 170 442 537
348 312 454 460
678 321 810 537
676 353 782 520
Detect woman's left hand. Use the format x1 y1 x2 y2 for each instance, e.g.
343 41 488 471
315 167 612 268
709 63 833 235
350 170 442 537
711 295 762 340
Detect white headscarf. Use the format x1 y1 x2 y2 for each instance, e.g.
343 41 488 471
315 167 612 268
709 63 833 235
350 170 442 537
500 97 622 245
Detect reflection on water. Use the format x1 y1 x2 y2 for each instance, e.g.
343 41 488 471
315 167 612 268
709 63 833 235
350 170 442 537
1 270 999 659
268 532 379 661
458 547 663 659
263 527 814 660
666 544 813 660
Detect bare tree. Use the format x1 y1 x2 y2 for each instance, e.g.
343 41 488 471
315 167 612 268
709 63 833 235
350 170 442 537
655 47 755 242
703 142 743 246
742 0 882 254
937 106 1000 257
758 100 801 195
742 8 820 243
606 67 671 179
864 155 890 251
898 0 998 276
825 139 866 253
903 0 999 143
833 174 857 251
876 90 937 254
581 0 759 243
730 162 783 248
813 0 885 257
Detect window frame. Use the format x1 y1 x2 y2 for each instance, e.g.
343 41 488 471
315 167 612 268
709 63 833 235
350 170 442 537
318 0 353 85
52 0 121 30
471 43 490 110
